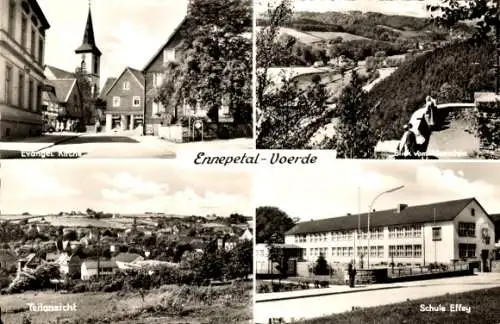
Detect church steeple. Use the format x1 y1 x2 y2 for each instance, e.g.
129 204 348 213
75 6 101 56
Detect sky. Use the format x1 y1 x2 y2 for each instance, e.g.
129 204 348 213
0 160 252 216
256 0 443 17
37 0 188 89
255 161 500 222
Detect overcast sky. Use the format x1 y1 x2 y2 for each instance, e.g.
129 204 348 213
255 162 500 222
0 160 252 216
37 0 188 89
256 0 442 17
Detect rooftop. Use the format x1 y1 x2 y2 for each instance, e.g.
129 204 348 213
286 197 483 235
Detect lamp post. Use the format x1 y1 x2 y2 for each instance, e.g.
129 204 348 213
142 71 147 136
367 185 405 269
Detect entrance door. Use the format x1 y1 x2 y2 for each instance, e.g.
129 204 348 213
481 250 490 272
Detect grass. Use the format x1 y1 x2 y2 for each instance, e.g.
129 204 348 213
0 282 252 324
293 287 500 324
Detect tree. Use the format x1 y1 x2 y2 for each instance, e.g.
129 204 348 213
226 240 252 279
256 206 295 244
428 0 498 38
157 0 252 126
321 70 378 158
313 253 330 276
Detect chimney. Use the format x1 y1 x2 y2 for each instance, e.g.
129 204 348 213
396 204 408 213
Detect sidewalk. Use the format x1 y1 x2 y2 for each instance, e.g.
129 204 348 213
256 281 405 302
1 132 82 152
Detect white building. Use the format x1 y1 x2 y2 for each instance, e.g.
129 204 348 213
81 260 118 280
284 198 496 269
0 0 50 138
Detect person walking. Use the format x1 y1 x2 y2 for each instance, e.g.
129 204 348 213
425 96 438 129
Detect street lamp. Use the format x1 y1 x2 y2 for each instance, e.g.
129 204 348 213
367 185 405 269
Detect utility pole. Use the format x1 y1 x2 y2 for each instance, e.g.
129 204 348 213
96 229 101 279
434 208 437 264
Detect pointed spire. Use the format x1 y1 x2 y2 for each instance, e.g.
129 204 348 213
75 5 101 56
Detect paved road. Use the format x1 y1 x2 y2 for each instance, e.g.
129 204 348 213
0 133 253 158
254 273 500 323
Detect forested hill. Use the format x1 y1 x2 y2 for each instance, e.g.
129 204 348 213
367 39 495 141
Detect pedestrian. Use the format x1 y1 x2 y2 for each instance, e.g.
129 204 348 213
396 123 417 158
348 263 356 288
426 96 438 129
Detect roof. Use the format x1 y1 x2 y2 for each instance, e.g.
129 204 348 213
50 79 77 103
112 253 142 263
99 77 117 98
286 198 483 235
29 0 50 29
105 67 145 97
490 214 500 222
75 9 101 55
143 18 187 72
45 65 75 79
83 260 117 269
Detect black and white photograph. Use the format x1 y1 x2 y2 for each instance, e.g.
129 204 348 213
255 161 500 323
256 0 500 159
0 0 253 159
0 160 253 323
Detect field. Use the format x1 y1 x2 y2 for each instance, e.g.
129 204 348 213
42 216 127 229
307 31 370 42
256 27 370 44
0 282 252 324
294 287 500 324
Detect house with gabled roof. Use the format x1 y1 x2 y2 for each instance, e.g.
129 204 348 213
285 198 496 271
102 67 145 132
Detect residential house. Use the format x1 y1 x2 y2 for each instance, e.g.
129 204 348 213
240 228 253 241
56 253 81 278
81 260 118 280
103 67 144 132
0 249 18 269
0 0 50 139
112 252 144 270
285 198 496 272
142 18 186 135
17 253 41 272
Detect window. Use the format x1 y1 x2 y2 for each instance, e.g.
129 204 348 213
164 49 176 62
30 27 36 56
370 246 377 257
404 245 413 257
8 0 16 36
471 208 475 217
153 73 163 88
18 72 24 108
414 225 422 238
93 58 98 74
458 222 475 237
123 81 130 90
459 243 476 259
36 84 41 112
113 96 120 107
21 15 27 48
348 247 353 257
432 227 441 241
414 245 422 258
28 79 33 111
377 246 384 258
6 65 13 105
38 36 44 65
389 245 395 257
396 245 404 257
388 227 396 239
133 96 141 107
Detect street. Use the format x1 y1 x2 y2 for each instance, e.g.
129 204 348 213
0 132 253 158
254 273 500 323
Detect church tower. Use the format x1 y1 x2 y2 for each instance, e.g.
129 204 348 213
75 4 101 98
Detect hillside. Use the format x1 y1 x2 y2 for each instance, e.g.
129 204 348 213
367 39 495 141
